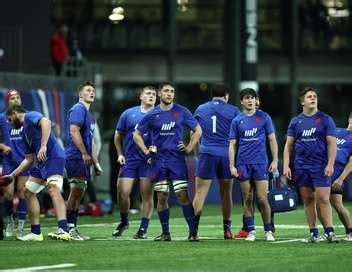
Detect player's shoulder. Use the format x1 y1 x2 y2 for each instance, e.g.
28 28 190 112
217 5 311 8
316 111 333 121
232 111 245 122
71 102 86 113
256 109 271 118
123 106 140 115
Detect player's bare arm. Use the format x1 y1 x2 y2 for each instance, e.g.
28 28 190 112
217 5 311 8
325 135 337 177
70 123 92 165
229 139 239 177
114 130 125 165
283 136 294 180
38 117 51 162
267 132 278 173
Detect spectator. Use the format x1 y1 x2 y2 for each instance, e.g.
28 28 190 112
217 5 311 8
51 25 69 76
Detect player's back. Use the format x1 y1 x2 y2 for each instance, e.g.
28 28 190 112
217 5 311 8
195 99 240 156
23 111 65 160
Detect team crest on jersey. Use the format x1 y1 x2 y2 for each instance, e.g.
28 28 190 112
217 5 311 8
172 112 180 119
255 117 262 123
240 120 244 124
302 127 316 137
315 117 321 124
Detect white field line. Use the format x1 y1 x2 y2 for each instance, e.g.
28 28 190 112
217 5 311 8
0 263 76 271
36 223 347 230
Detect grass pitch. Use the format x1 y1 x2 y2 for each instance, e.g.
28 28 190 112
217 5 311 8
1 204 352 271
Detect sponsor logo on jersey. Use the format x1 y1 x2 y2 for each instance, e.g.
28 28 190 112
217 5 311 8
161 121 175 131
336 138 346 145
10 127 23 136
302 127 316 137
244 127 257 137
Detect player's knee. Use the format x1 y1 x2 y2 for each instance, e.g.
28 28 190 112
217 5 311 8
157 191 169 204
68 178 87 191
25 180 45 194
175 190 189 205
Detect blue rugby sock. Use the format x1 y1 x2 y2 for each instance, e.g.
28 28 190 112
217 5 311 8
58 219 68 232
67 209 75 227
324 226 334 235
244 216 255 232
158 209 170 234
139 217 150 233
31 224 41 235
182 204 196 233
120 212 129 225
17 198 27 220
310 228 319 237
223 219 232 232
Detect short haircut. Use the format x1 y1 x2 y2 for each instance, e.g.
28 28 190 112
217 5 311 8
158 82 174 91
239 88 258 100
140 85 156 95
6 104 26 116
299 87 317 102
211 83 230 98
78 81 95 93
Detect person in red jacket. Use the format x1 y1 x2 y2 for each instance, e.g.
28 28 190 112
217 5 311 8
51 25 69 76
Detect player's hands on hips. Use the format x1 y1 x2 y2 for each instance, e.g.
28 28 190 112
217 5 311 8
230 165 239 177
268 160 278 173
331 178 343 191
283 165 292 180
117 155 125 165
324 164 334 177
82 153 93 166
0 174 14 187
2 145 11 155
37 145 47 162
94 162 103 176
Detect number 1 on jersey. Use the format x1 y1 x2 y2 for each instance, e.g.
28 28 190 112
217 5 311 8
211 115 217 133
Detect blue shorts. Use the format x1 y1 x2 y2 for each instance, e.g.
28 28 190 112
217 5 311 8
331 165 345 194
293 168 331 188
119 160 150 179
149 159 188 183
196 153 231 180
236 164 268 182
2 163 31 177
30 158 65 180
66 159 90 181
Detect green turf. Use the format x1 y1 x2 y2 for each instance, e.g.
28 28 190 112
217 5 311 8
1 204 352 271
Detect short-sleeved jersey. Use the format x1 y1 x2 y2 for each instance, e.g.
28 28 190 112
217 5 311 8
137 103 198 162
335 128 352 167
116 106 150 162
287 111 336 169
194 99 240 157
23 111 65 159
0 112 26 165
65 102 95 160
229 109 275 165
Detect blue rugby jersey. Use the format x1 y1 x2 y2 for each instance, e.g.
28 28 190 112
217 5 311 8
0 113 26 165
194 99 240 157
137 104 198 161
229 109 275 165
287 111 336 169
335 128 352 167
65 102 95 160
23 111 65 159
116 106 150 162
